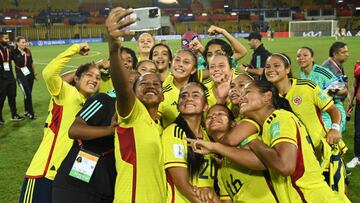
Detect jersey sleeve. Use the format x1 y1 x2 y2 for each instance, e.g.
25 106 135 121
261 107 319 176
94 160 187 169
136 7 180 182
313 85 334 112
238 118 261 147
42 44 80 96
162 125 188 169
77 93 114 126
269 115 298 148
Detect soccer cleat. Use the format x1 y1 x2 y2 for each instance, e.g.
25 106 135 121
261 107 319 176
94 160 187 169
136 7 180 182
11 114 25 121
24 112 36 120
346 157 360 169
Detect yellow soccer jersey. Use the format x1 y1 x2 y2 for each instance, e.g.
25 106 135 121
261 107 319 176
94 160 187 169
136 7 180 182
26 44 86 180
159 72 204 128
159 74 180 128
162 124 215 203
260 109 349 203
218 159 277 203
203 69 239 108
284 79 333 149
114 99 166 203
99 77 113 94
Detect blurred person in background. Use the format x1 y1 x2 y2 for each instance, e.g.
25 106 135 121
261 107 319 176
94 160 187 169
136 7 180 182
346 60 360 168
242 32 271 80
0 32 24 125
13 36 37 119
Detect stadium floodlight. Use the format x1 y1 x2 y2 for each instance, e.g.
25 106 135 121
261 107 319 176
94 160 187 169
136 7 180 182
187 13 193 16
21 16 28 19
174 14 180 17
337 0 343 2
202 13 207 16
289 20 338 37
4 17 11 20
231 12 237 16
356 7 360 10
6 30 12 33
224 5 229 8
104 7 110 10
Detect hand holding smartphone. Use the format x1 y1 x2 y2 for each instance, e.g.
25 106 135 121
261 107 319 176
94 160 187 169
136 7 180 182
121 7 161 32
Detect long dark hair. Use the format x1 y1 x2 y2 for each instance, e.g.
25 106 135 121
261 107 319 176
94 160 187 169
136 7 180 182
248 80 293 113
175 82 208 178
203 39 233 67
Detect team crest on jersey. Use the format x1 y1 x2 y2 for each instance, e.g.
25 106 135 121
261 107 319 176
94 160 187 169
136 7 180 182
292 96 302 105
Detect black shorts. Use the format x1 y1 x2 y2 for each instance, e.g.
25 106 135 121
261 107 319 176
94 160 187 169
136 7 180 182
19 177 53 203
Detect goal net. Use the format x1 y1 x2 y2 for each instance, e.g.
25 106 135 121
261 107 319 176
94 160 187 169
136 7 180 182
288 20 338 37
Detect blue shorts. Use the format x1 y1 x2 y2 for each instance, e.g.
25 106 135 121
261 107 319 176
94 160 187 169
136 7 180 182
19 177 53 203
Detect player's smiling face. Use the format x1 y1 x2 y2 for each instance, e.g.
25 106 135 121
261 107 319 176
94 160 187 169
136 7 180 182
152 45 170 71
239 83 267 115
135 73 163 106
209 54 232 84
265 56 290 84
76 66 101 98
171 51 196 81
177 83 207 115
138 33 154 54
296 48 313 69
229 74 252 105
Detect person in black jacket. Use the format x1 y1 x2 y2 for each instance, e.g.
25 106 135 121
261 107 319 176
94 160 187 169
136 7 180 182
242 32 271 80
52 91 117 203
13 36 37 119
0 32 24 125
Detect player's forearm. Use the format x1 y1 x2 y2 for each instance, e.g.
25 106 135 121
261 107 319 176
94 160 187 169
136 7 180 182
326 105 342 125
336 88 348 96
213 142 266 170
108 39 135 117
248 140 295 176
221 30 247 60
69 118 114 140
175 181 202 203
246 67 264 76
42 44 80 95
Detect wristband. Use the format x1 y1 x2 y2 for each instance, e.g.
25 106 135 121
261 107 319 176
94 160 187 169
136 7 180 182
331 123 340 131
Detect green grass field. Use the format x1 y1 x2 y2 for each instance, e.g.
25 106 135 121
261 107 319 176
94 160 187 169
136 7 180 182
0 36 359 202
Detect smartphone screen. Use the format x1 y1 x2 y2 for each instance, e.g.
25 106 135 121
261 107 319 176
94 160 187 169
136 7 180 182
122 7 161 32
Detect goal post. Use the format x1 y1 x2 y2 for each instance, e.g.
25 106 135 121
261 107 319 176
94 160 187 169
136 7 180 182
288 20 338 37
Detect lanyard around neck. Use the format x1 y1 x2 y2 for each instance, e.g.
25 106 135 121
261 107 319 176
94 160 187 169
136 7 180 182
0 47 9 62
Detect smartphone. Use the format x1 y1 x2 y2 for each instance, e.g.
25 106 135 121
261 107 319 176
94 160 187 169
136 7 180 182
122 7 161 32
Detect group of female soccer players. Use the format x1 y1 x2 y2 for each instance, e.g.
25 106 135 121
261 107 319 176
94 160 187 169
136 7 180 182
20 7 352 203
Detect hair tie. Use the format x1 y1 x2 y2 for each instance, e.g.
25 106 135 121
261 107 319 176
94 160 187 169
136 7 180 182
272 53 291 65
